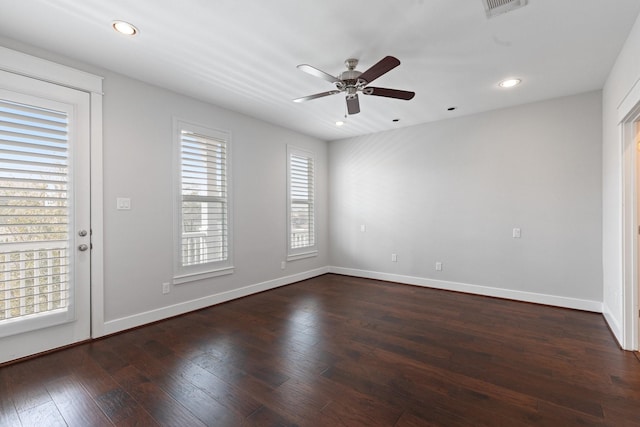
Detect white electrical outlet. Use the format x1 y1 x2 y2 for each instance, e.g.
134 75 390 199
391 253 398 262
116 197 131 210
162 282 170 294
435 262 443 271
360 224 366 232
513 228 521 238
280 261 286 270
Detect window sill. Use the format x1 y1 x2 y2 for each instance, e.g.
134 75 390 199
286 250 318 262
173 266 234 285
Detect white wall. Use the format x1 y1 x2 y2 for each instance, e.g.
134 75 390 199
101 73 329 332
602 13 640 345
0 38 329 336
329 91 603 310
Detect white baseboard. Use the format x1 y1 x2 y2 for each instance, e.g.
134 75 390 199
602 302 624 347
102 266 605 338
102 267 329 336
329 266 603 313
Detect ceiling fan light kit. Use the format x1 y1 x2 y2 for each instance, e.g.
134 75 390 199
293 56 415 115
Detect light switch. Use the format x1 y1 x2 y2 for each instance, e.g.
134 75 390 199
513 228 521 238
117 197 131 210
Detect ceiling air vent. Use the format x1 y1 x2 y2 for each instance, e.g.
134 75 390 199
482 0 528 18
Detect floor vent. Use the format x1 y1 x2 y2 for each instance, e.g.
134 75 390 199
483 0 528 18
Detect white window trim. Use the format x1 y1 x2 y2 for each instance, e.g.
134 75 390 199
287 145 317 261
173 118 233 284
287 251 318 261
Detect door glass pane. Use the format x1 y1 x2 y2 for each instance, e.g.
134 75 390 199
0 99 70 323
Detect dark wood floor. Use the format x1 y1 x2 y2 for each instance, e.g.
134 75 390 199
1 274 639 426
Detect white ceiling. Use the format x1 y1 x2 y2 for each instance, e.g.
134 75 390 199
0 0 639 141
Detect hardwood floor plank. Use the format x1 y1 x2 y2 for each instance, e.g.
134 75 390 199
169 354 264 417
394 410 441 427
140 345 264 418
127 382 206 427
7 377 52 414
112 365 206 427
114 407 161 427
535 399 607 426
95 387 143 424
318 392 403 427
46 375 113 427
155 374 246 426
245 405 297 427
109 338 263 421
0 398 20 427
74 361 121 399
87 339 132 374
54 397 113 427
17 400 66 427
0 368 21 427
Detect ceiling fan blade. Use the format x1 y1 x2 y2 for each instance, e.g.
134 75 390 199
357 56 401 84
346 95 360 115
293 90 341 102
363 87 415 100
297 64 341 84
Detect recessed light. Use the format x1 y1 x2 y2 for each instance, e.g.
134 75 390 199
112 20 139 36
335 121 345 127
499 78 521 88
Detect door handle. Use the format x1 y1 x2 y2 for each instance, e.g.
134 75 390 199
78 244 89 251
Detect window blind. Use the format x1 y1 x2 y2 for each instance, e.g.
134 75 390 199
289 151 315 250
180 130 228 267
0 99 70 321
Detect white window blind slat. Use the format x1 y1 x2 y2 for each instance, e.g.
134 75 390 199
0 99 67 119
0 147 67 162
0 138 68 154
0 168 67 179
0 175 66 185
0 121 67 138
0 110 66 128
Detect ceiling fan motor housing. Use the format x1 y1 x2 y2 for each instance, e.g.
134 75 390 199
338 58 366 93
337 69 364 92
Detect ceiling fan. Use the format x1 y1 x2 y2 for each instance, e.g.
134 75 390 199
293 56 415 115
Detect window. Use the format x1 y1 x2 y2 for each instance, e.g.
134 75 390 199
174 120 232 283
287 146 316 260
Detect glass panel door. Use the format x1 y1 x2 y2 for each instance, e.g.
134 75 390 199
0 70 90 363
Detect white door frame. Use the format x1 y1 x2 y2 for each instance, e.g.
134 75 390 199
0 46 105 339
620 78 640 351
